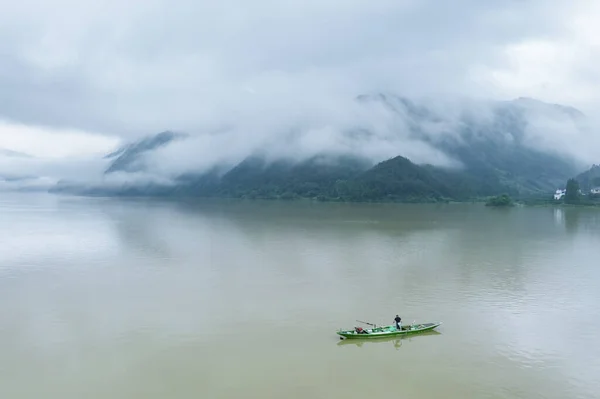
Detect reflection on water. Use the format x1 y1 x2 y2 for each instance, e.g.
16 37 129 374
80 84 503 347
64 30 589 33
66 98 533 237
337 330 442 348
564 208 581 233
1 194 600 399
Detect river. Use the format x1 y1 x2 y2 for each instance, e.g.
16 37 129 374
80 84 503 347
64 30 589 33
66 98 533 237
1 194 599 398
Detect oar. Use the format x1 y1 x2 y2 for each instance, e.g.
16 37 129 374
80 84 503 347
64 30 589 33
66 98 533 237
356 320 377 327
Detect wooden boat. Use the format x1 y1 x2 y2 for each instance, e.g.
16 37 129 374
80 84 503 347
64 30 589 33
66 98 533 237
337 322 442 339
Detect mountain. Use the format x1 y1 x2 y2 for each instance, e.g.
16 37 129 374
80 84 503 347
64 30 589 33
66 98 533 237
51 94 589 202
52 153 460 201
356 94 580 194
511 97 586 120
334 156 465 202
575 165 600 191
346 156 456 201
104 131 186 174
170 154 373 199
50 151 514 202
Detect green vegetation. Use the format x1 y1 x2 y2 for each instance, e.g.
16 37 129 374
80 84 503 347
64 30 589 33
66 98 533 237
164 155 524 203
564 178 581 204
537 174 600 207
485 194 514 207
56 152 518 202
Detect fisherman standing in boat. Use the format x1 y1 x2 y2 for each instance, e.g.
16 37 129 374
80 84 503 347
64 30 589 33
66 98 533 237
394 315 402 330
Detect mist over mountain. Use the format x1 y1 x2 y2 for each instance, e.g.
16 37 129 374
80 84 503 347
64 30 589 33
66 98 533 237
104 131 187 174
575 165 600 191
50 94 595 201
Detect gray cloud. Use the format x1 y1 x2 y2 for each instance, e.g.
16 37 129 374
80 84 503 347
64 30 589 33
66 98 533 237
1 0 598 186
0 0 591 136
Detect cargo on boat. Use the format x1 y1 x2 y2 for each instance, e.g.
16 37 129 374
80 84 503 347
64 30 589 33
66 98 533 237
337 322 441 339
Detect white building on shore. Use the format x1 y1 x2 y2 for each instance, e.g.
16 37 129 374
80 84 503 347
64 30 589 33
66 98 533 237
554 189 566 200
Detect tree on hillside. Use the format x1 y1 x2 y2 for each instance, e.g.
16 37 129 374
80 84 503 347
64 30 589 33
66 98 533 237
485 194 514 207
565 178 580 204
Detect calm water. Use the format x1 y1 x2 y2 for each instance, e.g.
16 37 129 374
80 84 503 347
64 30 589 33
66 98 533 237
1 194 599 398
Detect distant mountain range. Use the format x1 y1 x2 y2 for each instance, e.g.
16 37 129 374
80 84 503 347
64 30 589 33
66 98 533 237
51 95 594 202
575 165 600 191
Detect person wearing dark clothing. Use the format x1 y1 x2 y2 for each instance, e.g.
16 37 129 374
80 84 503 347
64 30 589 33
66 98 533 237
394 315 402 330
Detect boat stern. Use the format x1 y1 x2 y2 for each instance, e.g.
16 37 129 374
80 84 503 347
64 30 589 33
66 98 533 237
336 330 354 339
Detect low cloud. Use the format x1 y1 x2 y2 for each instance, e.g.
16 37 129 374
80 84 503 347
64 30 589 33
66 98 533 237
0 120 119 158
144 95 463 179
0 153 109 191
0 0 599 188
2 91 597 191
108 94 597 185
518 100 599 166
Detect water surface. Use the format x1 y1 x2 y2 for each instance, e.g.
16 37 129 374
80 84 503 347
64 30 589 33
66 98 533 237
1 194 599 398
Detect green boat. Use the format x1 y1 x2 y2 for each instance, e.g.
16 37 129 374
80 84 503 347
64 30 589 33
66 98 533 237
337 322 442 339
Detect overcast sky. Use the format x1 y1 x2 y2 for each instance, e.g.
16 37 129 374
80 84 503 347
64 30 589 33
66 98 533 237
0 0 599 159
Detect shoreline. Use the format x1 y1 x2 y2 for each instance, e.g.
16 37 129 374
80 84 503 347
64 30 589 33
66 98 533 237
8 190 600 208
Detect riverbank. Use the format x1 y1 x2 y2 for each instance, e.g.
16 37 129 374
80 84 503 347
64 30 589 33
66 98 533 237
519 198 600 208
42 188 600 208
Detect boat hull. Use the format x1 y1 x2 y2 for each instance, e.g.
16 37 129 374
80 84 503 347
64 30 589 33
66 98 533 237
337 322 441 339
